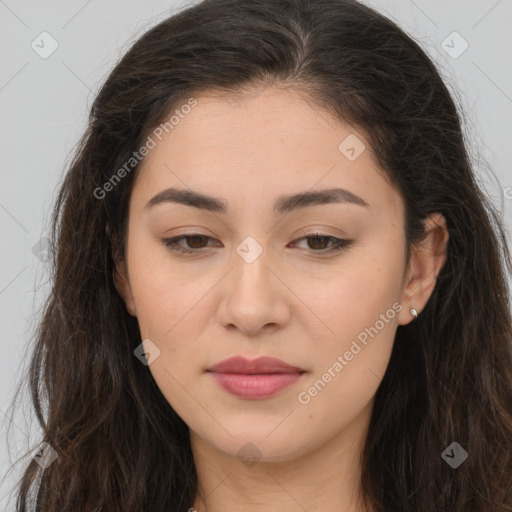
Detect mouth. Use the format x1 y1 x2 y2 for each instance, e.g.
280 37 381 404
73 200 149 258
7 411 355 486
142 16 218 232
206 356 306 399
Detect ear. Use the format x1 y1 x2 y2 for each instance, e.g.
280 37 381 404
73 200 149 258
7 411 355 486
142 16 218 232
397 213 449 326
113 258 137 317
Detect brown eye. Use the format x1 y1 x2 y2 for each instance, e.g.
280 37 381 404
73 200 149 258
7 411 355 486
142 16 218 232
183 235 210 249
162 234 219 254
305 235 330 250
291 234 352 254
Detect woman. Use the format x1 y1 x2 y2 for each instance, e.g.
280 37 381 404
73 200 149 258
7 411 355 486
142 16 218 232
9 0 512 510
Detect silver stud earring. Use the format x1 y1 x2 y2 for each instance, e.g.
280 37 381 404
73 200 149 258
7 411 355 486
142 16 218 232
410 308 418 318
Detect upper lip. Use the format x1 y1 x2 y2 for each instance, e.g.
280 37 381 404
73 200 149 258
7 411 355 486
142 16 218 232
207 356 305 374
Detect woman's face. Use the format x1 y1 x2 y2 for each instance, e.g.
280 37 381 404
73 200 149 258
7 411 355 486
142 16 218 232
116 85 423 462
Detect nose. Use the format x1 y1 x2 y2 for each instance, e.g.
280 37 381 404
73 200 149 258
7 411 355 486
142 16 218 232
216 246 291 336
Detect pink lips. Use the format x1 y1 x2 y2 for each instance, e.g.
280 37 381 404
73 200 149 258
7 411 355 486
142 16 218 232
206 356 305 399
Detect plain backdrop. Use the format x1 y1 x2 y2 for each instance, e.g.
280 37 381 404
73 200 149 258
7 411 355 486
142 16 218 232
1 0 511 509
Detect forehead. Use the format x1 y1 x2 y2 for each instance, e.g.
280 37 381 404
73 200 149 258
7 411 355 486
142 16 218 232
131 85 401 219
148 86 356 163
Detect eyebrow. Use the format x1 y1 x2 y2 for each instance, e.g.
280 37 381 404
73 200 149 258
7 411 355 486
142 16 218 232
144 186 370 215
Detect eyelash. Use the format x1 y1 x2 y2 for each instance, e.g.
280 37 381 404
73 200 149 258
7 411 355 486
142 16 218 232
161 233 352 256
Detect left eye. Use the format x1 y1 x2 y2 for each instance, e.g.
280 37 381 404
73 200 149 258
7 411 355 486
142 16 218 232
161 233 352 255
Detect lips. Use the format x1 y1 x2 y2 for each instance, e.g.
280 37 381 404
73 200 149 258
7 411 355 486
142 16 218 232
206 356 306 399
208 355 305 374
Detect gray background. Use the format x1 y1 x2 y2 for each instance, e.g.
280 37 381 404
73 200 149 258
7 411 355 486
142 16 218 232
1 0 511 509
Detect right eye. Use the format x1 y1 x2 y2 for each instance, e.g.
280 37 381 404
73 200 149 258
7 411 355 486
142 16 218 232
161 234 220 255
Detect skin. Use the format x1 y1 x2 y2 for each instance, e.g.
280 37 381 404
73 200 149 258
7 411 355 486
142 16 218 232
115 84 449 512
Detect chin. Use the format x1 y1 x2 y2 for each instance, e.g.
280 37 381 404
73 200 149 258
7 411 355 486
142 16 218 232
193 424 314 464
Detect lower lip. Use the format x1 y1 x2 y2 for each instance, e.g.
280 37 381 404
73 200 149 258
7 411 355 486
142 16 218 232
208 372 304 399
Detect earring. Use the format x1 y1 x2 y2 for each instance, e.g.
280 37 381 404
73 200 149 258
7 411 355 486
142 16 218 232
409 308 418 318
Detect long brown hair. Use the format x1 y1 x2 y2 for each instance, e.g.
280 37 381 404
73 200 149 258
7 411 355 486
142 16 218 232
7 0 512 510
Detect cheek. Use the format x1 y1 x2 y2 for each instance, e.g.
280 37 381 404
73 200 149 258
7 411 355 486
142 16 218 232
292 267 401 444
293 238 405 403
126 231 204 336
299 242 404 340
